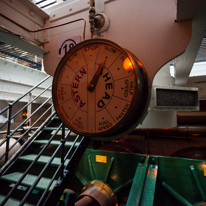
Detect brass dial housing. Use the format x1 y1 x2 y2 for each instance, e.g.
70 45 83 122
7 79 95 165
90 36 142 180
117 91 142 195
52 39 150 140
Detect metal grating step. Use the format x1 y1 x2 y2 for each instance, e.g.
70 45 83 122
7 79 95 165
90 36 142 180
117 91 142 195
19 154 70 166
51 130 77 136
1 172 57 191
44 127 70 131
0 194 34 206
33 140 80 147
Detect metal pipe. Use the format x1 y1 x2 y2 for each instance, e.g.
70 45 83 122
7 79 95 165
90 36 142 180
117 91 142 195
90 0 95 7
0 129 24 134
75 196 100 206
0 13 86 41
0 105 9 116
5 103 12 163
0 120 8 130
89 0 96 37
61 124 65 179
130 126 206 137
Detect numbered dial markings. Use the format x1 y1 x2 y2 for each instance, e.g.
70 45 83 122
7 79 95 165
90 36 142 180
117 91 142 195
53 39 138 136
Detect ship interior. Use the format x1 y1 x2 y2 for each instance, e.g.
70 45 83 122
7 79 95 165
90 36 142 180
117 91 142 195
0 0 206 205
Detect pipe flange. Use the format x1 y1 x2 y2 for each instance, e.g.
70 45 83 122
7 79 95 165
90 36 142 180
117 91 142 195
77 180 118 206
94 13 110 34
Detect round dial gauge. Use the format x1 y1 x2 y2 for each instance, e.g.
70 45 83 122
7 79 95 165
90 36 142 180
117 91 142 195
52 39 149 140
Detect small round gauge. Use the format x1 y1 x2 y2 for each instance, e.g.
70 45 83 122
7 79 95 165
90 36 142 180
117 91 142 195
52 39 149 140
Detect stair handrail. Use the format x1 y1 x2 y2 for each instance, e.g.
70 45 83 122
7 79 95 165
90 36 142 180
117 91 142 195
0 100 53 162
5 75 51 109
0 127 38 134
1 102 90 205
19 130 88 206
0 106 9 117
0 119 63 206
37 133 81 206
10 84 52 122
19 125 70 206
0 129 24 134
0 75 52 163
0 75 51 130
0 110 57 176
9 97 52 138
44 136 90 206
0 97 53 162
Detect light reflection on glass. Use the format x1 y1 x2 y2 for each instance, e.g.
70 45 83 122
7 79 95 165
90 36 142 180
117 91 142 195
123 58 133 71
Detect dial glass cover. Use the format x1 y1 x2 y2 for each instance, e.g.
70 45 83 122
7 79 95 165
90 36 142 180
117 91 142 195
52 39 138 137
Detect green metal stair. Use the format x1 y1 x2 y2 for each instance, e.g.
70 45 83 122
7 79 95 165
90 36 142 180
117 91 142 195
33 140 80 147
0 115 90 206
19 154 70 166
1 172 57 191
0 195 34 206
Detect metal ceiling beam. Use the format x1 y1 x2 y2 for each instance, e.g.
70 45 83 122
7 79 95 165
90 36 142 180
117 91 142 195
174 0 206 86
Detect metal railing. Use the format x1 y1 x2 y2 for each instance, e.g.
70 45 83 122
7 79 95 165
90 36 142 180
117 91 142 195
0 75 52 164
0 74 90 205
0 113 90 205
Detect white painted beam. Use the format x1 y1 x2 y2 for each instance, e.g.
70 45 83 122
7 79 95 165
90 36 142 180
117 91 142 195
0 58 52 103
0 0 49 56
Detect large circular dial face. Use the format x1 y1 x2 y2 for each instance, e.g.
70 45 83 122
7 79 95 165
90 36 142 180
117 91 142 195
52 39 149 139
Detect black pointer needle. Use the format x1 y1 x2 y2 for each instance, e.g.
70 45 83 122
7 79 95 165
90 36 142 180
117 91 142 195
87 57 107 92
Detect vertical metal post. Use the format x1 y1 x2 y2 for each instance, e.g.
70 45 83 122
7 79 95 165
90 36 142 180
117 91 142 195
27 93 32 126
5 103 12 163
41 59 44 72
51 105 55 115
89 0 96 37
61 124 66 178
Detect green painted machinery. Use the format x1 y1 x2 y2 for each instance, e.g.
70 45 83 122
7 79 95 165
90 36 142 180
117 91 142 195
0 113 206 205
69 149 206 206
